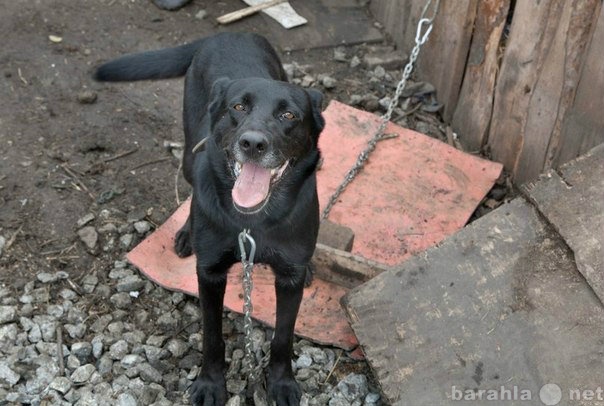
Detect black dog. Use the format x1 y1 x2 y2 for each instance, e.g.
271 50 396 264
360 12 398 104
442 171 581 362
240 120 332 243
95 33 325 405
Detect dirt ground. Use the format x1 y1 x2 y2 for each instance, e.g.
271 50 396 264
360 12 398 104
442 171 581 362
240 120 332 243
0 1 346 281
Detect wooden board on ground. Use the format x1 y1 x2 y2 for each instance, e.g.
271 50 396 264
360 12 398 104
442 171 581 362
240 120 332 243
524 143 604 304
344 198 604 404
216 0 383 51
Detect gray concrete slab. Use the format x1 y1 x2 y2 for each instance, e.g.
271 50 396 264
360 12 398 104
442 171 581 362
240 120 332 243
525 143 604 303
344 198 604 405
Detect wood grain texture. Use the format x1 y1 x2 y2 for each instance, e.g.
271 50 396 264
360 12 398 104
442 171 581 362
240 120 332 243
486 0 601 183
556 2 604 166
452 0 510 152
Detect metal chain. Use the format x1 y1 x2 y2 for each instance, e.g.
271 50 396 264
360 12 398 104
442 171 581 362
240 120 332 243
321 0 440 220
238 229 270 385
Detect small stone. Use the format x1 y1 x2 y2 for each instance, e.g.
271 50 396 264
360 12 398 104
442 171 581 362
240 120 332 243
0 236 5 257
296 353 313 369
157 311 179 332
365 392 380 403
116 275 145 293
64 323 87 338
78 226 98 250
350 56 361 68
178 350 202 369
171 292 185 305
110 339 129 360
117 392 138 406
81 274 98 294
142 345 164 364
120 233 134 249
226 395 242 406
78 90 97 104
165 338 188 358
133 221 151 234
66 354 81 370
46 304 64 318
90 314 112 333
121 354 144 368
296 368 312 380
333 47 347 62
226 378 247 394
111 292 132 309
71 342 92 363
373 66 386 79
195 9 207 19
109 267 134 279
59 288 77 300
97 355 113 376
301 75 315 88
49 376 72 394
336 373 368 401
0 361 20 386
77 213 95 227
91 336 104 358
378 96 392 110
321 76 337 89
138 363 163 384
70 364 96 383
0 305 16 324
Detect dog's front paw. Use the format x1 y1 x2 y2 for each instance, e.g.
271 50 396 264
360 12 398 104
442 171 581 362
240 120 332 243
175 228 193 257
188 375 226 406
268 376 302 406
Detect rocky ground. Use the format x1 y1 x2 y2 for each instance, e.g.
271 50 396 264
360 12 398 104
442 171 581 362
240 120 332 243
0 1 512 405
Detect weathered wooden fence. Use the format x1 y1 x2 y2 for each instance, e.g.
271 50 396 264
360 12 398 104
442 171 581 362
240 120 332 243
370 0 604 183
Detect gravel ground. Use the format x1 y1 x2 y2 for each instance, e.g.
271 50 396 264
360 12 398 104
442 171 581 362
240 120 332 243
0 260 383 406
0 209 384 406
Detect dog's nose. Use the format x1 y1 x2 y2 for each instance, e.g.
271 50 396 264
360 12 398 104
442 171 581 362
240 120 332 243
239 131 269 158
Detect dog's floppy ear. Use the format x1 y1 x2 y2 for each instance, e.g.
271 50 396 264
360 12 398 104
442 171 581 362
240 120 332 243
306 88 325 135
208 77 231 124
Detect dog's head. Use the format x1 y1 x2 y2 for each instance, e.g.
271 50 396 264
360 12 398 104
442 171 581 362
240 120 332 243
207 77 324 214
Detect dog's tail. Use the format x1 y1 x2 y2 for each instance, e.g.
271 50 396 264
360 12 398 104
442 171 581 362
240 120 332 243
94 39 203 82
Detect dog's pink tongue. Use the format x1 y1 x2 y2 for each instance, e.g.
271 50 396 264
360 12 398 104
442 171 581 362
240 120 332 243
232 163 271 209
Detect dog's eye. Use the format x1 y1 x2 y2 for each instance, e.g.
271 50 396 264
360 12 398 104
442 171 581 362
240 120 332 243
233 103 245 111
281 111 296 120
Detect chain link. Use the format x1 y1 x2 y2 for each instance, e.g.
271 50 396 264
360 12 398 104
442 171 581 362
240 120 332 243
321 0 440 220
238 229 270 385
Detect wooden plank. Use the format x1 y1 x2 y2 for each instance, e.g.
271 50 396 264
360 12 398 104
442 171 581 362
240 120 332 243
515 0 600 183
312 243 391 289
524 144 604 303
556 3 604 166
370 0 477 121
486 0 601 183
452 0 510 152
344 198 604 404
225 0 383 51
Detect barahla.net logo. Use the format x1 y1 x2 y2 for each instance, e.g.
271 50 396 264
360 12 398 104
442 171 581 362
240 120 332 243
450 383 603 404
